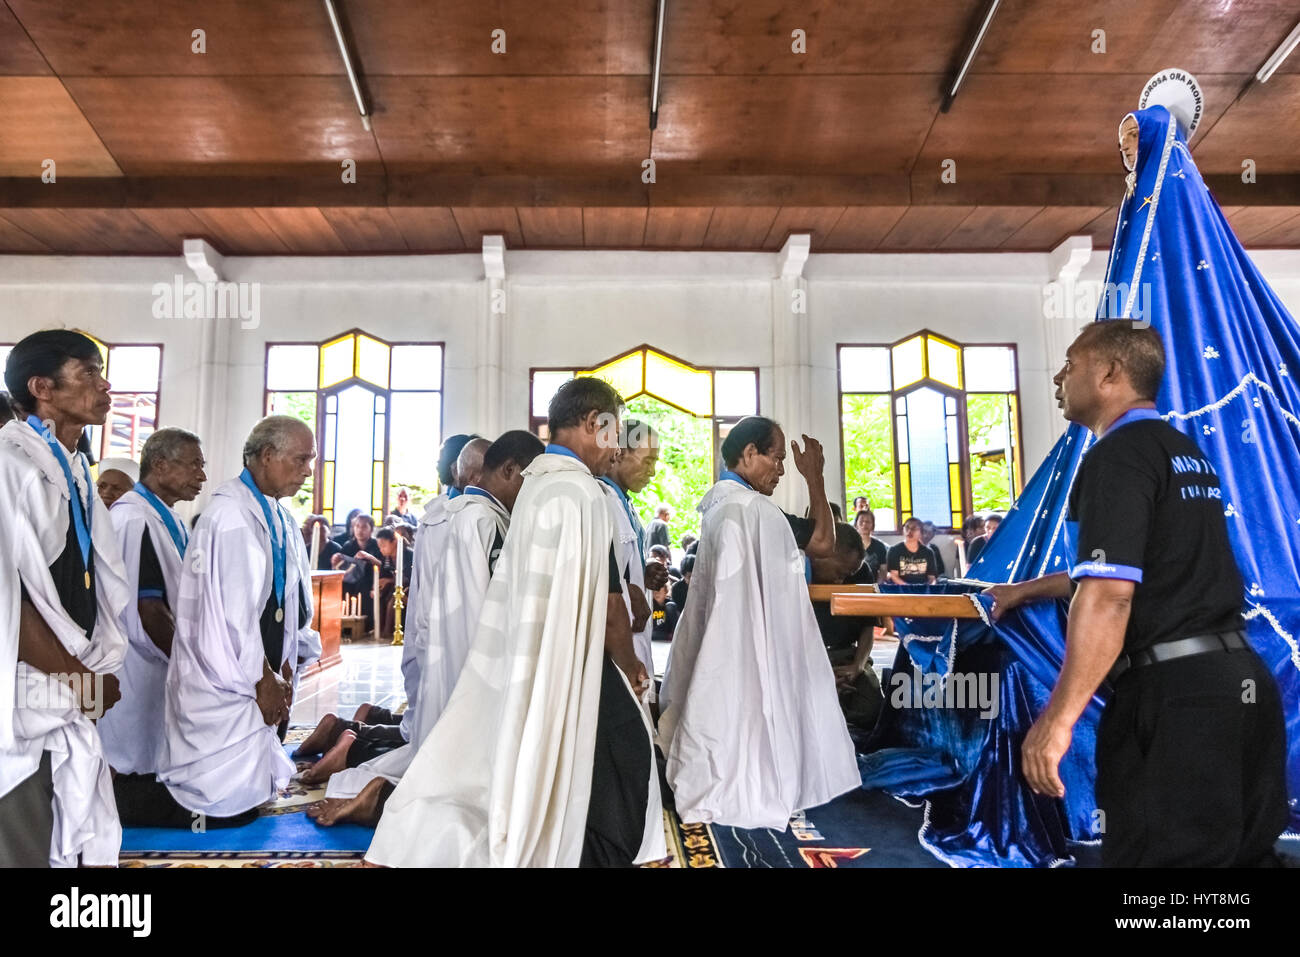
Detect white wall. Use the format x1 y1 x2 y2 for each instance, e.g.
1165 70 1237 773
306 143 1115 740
3 243 1299 523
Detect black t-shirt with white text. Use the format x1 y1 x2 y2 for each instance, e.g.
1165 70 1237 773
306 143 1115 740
886 542 937 584
1067 413 1243 654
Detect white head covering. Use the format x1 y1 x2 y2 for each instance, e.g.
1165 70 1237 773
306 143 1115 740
98 457 139 483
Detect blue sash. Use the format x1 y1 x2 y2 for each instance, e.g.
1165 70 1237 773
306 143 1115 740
134 482 189 558
26 415 93 588
239 468 288 619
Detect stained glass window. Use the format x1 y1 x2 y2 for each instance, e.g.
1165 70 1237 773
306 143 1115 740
265 333 444 523
530 347 759 537
839 336 1022 532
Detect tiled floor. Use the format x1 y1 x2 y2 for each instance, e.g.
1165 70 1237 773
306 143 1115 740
295 632 900 729
291 641 406 728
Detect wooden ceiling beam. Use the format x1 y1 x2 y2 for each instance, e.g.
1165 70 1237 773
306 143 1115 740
1 172 1296 211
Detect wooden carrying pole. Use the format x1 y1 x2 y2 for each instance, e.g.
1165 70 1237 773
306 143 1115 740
829 593 982 619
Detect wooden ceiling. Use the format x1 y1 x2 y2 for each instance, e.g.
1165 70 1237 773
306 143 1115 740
1 0 1298 255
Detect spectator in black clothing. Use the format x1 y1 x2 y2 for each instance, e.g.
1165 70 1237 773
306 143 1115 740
333 507 362 545
0 390 14 424
851 495 869 514
304 515 342 571
685 538 698 556
374 526 412 639
671 554 694 607
647 504 672 550
959 514 987 572
966 512 1002 566
811 523 883 730
648 544 680 581
919 520 946 576
650 583 680 641
334 513 383 627
851 508 888 583
679 532 697 556
887 518 937 584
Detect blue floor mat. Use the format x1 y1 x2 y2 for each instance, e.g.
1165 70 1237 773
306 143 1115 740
120 742 374 853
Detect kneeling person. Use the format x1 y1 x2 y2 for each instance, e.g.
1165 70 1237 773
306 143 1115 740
155 416 321 824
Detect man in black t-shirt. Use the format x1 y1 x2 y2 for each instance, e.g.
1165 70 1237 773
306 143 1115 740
986 322 1287 867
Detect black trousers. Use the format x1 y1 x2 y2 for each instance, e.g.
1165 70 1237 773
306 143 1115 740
0 751 54 867
339 719 407 768
1096 645 1289 867
580 655 652 868
113 774 259 830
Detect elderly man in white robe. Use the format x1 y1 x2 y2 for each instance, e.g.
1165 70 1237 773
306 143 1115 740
99 429 207 818
0 330 129 867
660 415 859 831
366 377 665 867
155 415 321 824
597 417 668 694
308 430 546 825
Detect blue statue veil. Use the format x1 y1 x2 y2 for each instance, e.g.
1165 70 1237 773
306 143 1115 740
861 104 1300 866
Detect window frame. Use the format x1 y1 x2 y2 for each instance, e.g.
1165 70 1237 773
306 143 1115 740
263 330 446 522
838 333 1024 534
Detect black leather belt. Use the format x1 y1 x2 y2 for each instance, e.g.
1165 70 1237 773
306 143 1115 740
1108 630 1246 683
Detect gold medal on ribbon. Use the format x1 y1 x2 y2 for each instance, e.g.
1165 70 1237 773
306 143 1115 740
275 608 284 623
84 571 91 589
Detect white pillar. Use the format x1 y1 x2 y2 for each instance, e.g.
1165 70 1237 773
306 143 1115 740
770 233 812 515
1044 235 1095 440
478 235 507 438
185 240 232 519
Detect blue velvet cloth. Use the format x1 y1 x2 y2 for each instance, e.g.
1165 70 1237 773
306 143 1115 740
865 103 1300 865
860 583 1102 867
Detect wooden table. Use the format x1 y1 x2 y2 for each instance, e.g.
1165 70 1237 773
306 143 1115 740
302 570 344 677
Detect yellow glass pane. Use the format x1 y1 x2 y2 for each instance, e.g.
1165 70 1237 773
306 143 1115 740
899 463 911 511
644 350 712 416
949 463 961 510
927 336 962 388
1008 394 1023 494
356 334 390 388
580 351 643 402
892 336 924 388
320 334 355 388
372 462 385 509
323 461 335 506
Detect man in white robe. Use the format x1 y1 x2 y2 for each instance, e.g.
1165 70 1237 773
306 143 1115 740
598 417 668 692
0 330 129 866
293 437 491 776
98 428 206 778
660 416 859 830
156 416 321 821
366 378 665 866
309 430 545 824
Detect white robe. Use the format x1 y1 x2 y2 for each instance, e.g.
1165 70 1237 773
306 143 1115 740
158 477 320 818
326 489 509 801
367 453 665 867
0 419 129 866
97 488 185 774
659 478 859 830
599 480 655 685
396 492 449 742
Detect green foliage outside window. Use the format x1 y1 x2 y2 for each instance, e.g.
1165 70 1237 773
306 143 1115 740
624 395 713 542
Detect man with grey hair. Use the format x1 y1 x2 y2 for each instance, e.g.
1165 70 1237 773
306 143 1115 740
156 415 322 824
99 428 206 784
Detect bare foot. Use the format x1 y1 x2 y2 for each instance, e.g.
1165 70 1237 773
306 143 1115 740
307 777 389 827
353 703 374 723
299 730 356 785
293 713 343 757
